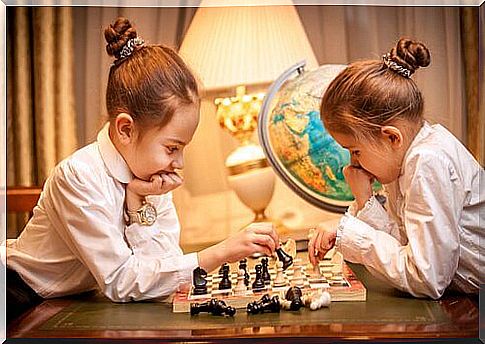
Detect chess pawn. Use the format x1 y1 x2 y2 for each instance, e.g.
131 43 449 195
252 264 265 291
310 291 331 310
234 269 247 295
273 261 287 287
239 259 250 286
291 259 304 287
284 286 303 311
261 257 271 285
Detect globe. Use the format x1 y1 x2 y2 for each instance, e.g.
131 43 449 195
258 62 353 213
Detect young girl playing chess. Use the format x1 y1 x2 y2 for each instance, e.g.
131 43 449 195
308 38 484 299
3 17 279 324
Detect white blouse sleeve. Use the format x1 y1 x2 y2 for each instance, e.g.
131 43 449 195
43 161 198 302
337 153 462 299
348 196 406 245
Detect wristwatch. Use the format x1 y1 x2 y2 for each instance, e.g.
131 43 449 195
127 202 157 226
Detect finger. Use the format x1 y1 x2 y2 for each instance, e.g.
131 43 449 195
248 223 279 244
150 174 164 190
314 230 324 254
130 178 157 196
252 243 273 257
168 172 184 184
164 172 183 185
251 233 276 253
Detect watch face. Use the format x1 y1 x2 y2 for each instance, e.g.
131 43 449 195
140 204 157 225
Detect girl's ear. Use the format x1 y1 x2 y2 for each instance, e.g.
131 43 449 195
380 126 403 149
114 113 136 145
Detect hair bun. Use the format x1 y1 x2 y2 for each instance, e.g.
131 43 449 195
389 38 430 74
104 17 138 59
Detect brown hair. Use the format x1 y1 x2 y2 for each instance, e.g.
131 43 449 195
320 38 430 143
104 17 199 129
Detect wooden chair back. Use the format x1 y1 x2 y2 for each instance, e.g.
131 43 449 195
6 186 42 213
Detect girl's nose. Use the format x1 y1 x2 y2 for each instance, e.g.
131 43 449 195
350 156 360 168
172 153 184 169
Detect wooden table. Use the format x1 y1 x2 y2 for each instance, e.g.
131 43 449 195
7 263 480 342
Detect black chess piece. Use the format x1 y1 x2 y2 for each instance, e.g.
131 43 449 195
247 294 280 314
192 267 208 295
219 263 228 276
276 247 293 270
251 264 265 291
190 298 236 317
261 257 271 285
239 259 250 286
285 286 303 311
190 298 215 315
218 265 232 290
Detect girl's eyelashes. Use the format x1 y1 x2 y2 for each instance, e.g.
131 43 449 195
166 146 179 154
351 150 361 157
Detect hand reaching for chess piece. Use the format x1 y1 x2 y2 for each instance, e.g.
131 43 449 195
198 222 279 272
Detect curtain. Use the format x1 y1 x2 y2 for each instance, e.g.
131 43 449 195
7 7 77 237
460 7 482 166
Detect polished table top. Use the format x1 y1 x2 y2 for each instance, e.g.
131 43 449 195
7 262 480 342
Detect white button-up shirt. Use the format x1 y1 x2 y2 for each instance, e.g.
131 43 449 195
337 122 484 299
4 123 199 301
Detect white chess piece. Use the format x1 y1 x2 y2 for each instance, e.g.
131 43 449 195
291 259 304 287
273 261 286 287
309 290 331 310
331 251 344 274
234 269 247 295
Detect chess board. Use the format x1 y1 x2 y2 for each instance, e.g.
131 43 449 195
172 257 366 313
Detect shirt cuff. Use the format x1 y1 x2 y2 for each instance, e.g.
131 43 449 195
174 252 199 292
335 214 374 264
354 195 391 232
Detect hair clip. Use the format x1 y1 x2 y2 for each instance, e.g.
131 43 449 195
119 36 145 60
382 53 411 78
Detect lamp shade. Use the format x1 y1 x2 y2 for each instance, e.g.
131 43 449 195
179 0 318 91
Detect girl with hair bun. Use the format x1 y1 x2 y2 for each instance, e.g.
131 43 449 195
308 38 484 299
4 17 279 323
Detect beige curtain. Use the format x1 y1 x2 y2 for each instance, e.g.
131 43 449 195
460 7 483 166
7 7 78 237
71 6 472 251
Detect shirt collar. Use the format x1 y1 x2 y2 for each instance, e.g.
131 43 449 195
97 122 133 184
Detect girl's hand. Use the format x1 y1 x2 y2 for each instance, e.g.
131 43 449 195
198 222 279 272
342 165 373 211
307 223 337 266
126 172 183 211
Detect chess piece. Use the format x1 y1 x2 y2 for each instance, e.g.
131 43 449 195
310 291 331 310
218 264 232 290
192 267 208 295
276 246 293 270
285 286 303 311
261 257 271 285
252 264 265 291
247 294 280 314
303 290 331 310
234 269 247 295
239 259 250 286
282 238 297 259
308 262 325 284
273 261 286 287
219 263 229 276
291 259 304 287
190 298 236 316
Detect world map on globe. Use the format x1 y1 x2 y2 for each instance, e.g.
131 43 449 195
258 63 354 213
